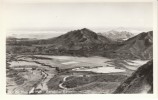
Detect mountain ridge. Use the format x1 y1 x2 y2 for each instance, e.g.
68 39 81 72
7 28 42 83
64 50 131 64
6 28 153 60
7 28 114 56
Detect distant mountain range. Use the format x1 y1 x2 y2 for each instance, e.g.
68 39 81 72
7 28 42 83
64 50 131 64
114 60 153 93
100 30 134 42
6 28 153 60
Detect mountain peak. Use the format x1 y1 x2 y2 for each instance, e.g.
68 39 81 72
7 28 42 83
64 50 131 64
101 30 134 42
67 28 94 36
81 28 90 31
80 28 93 33
51 28 112 47
66 28 97 39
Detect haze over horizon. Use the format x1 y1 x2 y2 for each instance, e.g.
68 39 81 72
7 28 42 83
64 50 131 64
4 1 153 39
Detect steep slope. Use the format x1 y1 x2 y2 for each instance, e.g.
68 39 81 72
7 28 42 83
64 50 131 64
114 60 153 94
101 30 134 42
105 31 153 60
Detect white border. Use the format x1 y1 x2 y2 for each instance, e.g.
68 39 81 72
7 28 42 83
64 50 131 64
0 0 157 100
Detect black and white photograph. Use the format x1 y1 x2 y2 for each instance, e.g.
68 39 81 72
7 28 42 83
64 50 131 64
1 0 157 96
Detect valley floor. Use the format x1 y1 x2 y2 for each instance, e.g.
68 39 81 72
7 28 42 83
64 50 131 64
6 54 148 94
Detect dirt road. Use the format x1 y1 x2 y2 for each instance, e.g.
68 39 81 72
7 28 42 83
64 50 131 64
59 76 70 90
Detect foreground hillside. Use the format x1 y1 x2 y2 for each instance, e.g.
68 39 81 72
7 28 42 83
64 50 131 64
6 28 153 60
114 60 153 93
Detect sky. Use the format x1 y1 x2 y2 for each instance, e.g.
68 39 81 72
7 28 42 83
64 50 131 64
3 1 153 35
